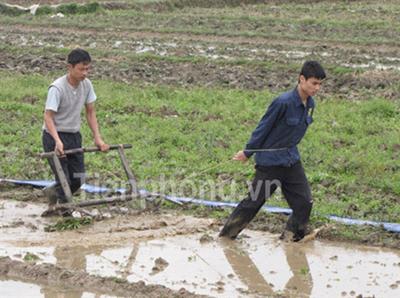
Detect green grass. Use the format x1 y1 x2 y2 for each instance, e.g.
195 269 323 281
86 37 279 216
23 252 40 262
0 71 399 223
44 217 93 232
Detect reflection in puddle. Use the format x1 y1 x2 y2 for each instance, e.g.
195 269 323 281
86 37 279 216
86 247 135 278
1 231 400 297
125 238 246 296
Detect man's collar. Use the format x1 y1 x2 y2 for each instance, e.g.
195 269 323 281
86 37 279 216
293 87 314 108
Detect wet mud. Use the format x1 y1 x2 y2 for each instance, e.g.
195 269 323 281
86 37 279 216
247 210 400 249
0 197 217 297
1 197 400 297
0 257 205 298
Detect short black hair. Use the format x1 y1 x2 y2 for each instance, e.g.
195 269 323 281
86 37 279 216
300 61 326 80
67 48 91 66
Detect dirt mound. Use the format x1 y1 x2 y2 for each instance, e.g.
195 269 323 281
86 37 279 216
0 256 207 297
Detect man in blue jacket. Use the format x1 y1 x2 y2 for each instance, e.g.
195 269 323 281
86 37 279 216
219 61 326 242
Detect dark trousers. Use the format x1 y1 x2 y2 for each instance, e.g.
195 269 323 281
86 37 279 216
42 131 85 203
219 161 313 239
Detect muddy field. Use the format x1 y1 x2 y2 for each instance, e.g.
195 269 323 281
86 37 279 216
2 0 400 100
1 184 400 297
0 192 400 298
0 187 216 297
1 0 400 297
1 23 400 100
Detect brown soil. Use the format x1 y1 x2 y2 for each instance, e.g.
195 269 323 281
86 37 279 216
1 22 399 100
2 185 399 249
191 204 400 249
0 257 207 297
151 257 169 275
0 188 219 296
248 211 400 249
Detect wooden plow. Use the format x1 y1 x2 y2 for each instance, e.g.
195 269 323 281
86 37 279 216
40 144 181 217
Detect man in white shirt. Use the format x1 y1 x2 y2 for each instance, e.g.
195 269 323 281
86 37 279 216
42 48 109 209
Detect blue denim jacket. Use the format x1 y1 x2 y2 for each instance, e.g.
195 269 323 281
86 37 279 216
243 87 315 167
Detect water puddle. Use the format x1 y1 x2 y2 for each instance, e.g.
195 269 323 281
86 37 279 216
1 199 399 297
1 231 399 297
0 200 50 242
0 279 117 298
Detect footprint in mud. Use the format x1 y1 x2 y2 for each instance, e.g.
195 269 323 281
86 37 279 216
150 257 169 275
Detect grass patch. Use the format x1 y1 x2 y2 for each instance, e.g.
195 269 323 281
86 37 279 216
44 217 93 232
23 252 40 262
0 71 399 224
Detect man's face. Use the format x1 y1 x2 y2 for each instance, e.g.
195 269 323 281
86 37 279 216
68 62 90 82
299 75 323 97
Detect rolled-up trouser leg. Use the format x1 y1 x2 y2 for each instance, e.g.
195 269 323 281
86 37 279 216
281 161 313 241
219 167 279 239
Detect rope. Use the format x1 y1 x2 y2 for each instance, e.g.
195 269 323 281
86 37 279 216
177 147 290 188
244 148 288 152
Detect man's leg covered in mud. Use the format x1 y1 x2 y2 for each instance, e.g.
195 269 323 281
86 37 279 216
219 166 279 239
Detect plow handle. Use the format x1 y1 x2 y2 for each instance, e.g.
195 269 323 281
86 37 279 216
39 144 132 158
